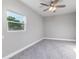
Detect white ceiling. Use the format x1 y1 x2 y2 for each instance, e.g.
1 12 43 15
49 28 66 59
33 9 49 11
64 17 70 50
20 0 76 16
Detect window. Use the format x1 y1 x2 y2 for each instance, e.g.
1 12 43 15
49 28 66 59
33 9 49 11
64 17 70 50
7 10 26 32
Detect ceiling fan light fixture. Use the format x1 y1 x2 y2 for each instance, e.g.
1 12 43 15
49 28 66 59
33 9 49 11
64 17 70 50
49 7 56 12
51 7 56 12
49 7 53 11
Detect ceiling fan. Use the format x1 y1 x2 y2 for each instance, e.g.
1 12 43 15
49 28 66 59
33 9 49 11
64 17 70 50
40 0 66 12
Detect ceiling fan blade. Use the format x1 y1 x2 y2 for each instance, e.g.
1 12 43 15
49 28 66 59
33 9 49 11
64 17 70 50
40 3 49 6
53 0 59 5
56 5 66 8
43 8 49 11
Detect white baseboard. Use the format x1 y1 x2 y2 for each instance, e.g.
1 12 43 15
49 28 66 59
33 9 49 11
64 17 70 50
3 37 76 59
43 37 76 42
3 39 43 59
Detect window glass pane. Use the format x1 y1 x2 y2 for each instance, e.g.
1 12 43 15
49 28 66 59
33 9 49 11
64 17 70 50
8 22 24 30
7 10 26 31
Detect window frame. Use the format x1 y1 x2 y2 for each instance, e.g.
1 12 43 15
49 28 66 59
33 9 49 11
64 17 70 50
6 9 26 32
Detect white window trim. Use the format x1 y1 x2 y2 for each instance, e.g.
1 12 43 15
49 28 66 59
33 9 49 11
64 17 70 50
6 10 26 32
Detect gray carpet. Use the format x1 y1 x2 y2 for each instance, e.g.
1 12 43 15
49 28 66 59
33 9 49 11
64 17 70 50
10 39 76 59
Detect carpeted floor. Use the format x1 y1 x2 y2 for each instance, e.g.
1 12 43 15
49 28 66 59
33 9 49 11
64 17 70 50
10 39 76 59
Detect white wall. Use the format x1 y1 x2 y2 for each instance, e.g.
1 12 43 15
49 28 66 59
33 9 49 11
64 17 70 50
2 0 76 57
44 12 76 40
2 0 43 57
